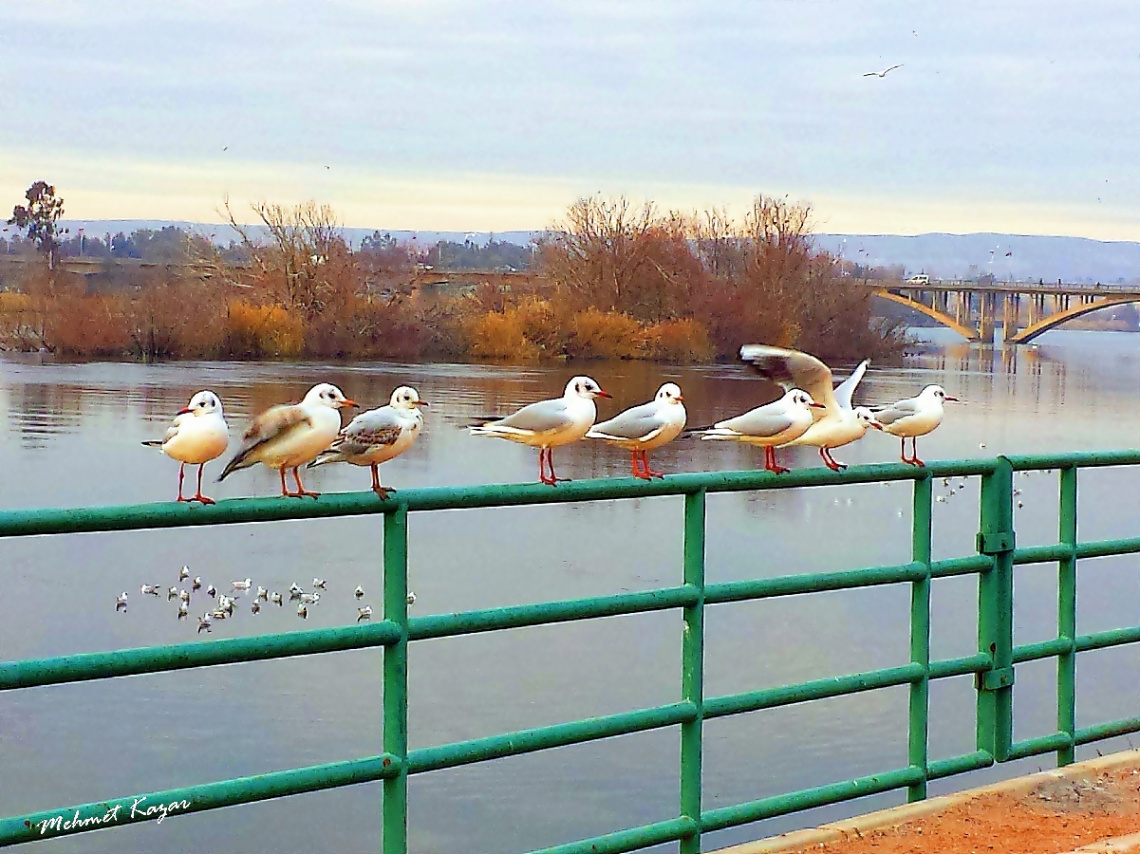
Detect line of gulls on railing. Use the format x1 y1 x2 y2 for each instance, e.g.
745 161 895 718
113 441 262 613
142 343 959 503
115 565 416 623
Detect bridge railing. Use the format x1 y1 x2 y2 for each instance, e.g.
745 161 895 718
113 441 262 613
2 450 1139 852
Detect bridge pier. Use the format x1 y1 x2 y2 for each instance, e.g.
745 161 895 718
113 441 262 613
1002 294 1020 342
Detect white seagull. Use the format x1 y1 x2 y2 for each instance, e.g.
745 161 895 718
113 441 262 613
177 602 189 619
469 376 611 485
217 383 357 498
873 384 959 466
697 389 824 473
231 578 252 592
739 345 881 471
357 605 373 622
141 584 160 596
142 391 229 505
256 585 268 601
309 386 427 498
297 604 308 619
586 383 687 479
116 592 128 612
179 566 191 581
270 591 283 606
354 586 365 600
312 578 327 590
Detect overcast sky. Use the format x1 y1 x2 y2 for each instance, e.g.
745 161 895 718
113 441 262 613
2 1 1138 237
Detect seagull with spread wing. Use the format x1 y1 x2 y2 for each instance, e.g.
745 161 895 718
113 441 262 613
469 376 611 485
309 385 427 498
864 63 903 78
142 391 229 504
738 345 881 471
217 383 356 498
587 382 686 479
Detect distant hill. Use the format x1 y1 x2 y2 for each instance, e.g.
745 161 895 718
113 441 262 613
50 221 1140 283
814 233 1140 284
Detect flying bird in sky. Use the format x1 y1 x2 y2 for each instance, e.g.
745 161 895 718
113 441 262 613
864 64 903 78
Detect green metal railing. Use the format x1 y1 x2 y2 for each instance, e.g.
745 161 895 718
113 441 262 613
2 450 1139 852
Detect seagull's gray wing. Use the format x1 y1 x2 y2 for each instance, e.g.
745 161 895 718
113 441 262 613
589 401 666 441
716 407 796 438
873 397 921 426
331 406 404 456
739 345 836 410
494 398 574 434
833 359 870 410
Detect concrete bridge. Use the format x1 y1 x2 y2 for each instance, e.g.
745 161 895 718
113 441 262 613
870 279 1140 343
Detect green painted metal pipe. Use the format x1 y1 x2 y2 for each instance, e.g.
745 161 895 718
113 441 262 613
382 507 410 854
0 460 1005 540
0 621 400 690
705 563 925 605
1004 450 1140 470
529 817 698 854
0 754 400 848
407 702 698 775
928 654 992 680
1007 732 1073 761
908 474 933 802
1013 637 1073 663
1076 537 1140 559
679 490 705 854
1057 466 1078 766
704 664 926 720
700 766 925 832
1075 715 1140 744
1013 544 1072 565
1075 625 1140 652
930 555 993 578
408 586 698 641
926 750 994 780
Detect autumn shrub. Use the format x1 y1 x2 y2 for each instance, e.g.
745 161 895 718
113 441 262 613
566 308 642 359
50 294 133 356
641 318 715 362
464 308 542 361
224 300 305 358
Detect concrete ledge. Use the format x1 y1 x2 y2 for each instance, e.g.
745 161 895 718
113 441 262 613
712 749 1140 854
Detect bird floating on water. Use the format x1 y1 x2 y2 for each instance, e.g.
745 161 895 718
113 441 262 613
354 586 365 600
270 591 283 606
167 586 178 600
141 584 160 596
297 604 308 619
313 578 327 590
116 592 129 611
142 391 229 504
179 566 191 581
231 578 252 592
357 606 373 622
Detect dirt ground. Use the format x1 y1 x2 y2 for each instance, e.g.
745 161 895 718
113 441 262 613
783 766 1140 854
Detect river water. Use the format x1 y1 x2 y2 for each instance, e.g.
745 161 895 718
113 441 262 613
1 330 1138 853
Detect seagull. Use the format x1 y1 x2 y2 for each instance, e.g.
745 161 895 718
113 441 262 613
217 383 357 498
177 602 189 619
696 389 824 473
270 591 283 606
297 604 308 619
308 386 427 498
873 385 958 466
864 63 903 78
251 600 261 615
192 576 202 591
197 615 212 633
469 376 611 485
206 584 217 598
312 578 327 590
211 608 228 620
142 391 229 504
178 589 190 604
256 585 268 601
586 383 687 479
141 584 160 596
354 586 365 599
167 586 179 600
407 591 416 606
739 345 881 471
179 566 191 581
357 605 373 622
300 592 320 605
231 578 252 592
116 592 129 611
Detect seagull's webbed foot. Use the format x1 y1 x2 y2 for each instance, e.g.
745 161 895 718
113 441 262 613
289 468 320 499
372 485 395 500
189 493 217 505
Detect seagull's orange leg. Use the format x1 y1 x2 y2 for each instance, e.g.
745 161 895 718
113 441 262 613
641 450 664 479
630 451 643 479
764 445 790 475
189 463 216 505
371 463 393 499
910 437 925 467
278 468 290 497
176 463 188 502
290 467 320 499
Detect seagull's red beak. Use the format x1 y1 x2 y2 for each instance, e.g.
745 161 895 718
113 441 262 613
416 400 429 407
944 396 959 402
341 399 358 408
177 407 193 415
596 390 612 399
675 394 684 402
809 402 826 409
871 421 885 431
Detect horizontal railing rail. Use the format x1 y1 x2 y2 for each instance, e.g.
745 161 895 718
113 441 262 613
1 449 1139 852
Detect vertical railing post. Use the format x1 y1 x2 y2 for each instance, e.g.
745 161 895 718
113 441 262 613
383 505 409 854
908 473 933 802
976 456 1015 762
1057 466 1078 766
680 489 706 854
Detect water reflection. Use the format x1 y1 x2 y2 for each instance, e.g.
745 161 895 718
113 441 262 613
0 330 1137 854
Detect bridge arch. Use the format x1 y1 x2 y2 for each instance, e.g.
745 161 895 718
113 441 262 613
872 290 979 340
1010 296 1140 344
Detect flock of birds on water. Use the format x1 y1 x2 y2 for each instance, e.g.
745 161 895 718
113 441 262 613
115 563 416 630
118 342 1041 627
